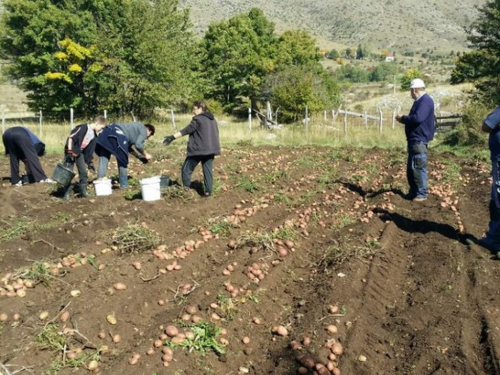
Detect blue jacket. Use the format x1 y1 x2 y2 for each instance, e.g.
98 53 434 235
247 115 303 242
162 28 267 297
96 124 129 167
402 93 435 144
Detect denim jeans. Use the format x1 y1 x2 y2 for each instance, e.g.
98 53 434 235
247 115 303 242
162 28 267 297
97 152 128 188
486 158 500 242
407 142 428 198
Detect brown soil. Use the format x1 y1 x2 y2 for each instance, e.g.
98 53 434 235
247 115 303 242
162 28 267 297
0 146 499 375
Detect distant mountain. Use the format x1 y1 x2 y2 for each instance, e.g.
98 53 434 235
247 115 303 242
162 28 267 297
0 0 486 53
180 0 487 52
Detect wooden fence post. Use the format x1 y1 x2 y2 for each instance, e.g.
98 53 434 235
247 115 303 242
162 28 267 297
378 107 383 134
305 106 309 131
70 108 74 130
170 109 177 131
39 110 42 137
104 110 107 119
392 108 396 130
363 111 367 127
1 105 5 134
343 108 348 135
248 108 252 131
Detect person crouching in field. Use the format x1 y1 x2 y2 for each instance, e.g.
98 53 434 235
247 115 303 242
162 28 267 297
2 126 53 185
163 101 220 197
478 105 500 259
62 116 107 199
96 122 155 189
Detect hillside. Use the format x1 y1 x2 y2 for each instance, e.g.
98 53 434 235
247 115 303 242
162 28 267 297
180 0 487 52
0 0 487 53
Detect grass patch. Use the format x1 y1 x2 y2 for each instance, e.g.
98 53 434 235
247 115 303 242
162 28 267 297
272 226 297 242
163 186 194 201
208 221 233 237
236 231 276 252
166 322 226 356
36 323 103 375
236 176 261 192
216 294 238 320
123 188 142 200
110 223 161 254
18 261 56 286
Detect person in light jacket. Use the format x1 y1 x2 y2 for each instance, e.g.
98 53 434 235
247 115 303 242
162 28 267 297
163 101 221 197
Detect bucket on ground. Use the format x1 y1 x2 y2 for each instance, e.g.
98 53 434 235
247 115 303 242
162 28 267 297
52 163 76 186
160 175 169 188
93 178 112 196
140 176 161 202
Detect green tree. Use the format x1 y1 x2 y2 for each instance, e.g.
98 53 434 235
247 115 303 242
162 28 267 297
449 0 500 103
263 65 339 123
275 30 320 68
356 44 365 59
0 0 194 117
450 51 487 84
400 68 423 90
332 64 370 83
0 0 98 115
325 49 340 60
199 8 278 112
370 62 398 82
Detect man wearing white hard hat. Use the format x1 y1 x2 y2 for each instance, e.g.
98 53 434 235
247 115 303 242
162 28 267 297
395 78 435 202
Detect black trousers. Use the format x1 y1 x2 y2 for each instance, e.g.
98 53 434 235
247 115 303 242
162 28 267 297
181 155 214 194
2 127 47 184
65 153 88 185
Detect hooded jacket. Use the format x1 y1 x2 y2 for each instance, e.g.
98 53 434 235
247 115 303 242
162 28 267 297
65 124 97 165
180 112 221 157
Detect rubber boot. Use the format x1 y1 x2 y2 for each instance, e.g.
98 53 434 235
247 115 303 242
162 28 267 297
62 184 72 201
79 183 89 198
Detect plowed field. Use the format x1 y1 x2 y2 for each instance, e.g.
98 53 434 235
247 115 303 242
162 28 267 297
0 146 499 375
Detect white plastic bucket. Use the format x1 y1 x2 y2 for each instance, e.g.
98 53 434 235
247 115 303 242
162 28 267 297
93 178 112 196
140 176 161 202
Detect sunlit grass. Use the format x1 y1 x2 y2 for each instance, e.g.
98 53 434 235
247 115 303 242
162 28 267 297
1 113 409 156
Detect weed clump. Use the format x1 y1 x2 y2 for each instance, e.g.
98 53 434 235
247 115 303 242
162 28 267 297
109 224 161 254
166 322 226 356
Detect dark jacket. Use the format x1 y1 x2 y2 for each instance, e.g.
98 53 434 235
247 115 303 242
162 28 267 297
180 112 220 157
116 122 148 152
96 124 129 167
3 127 45 156
402 93 435 144
65 124 97 165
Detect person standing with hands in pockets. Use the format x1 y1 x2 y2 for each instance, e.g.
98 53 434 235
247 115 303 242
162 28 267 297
395 78 435 202
163 101 220 197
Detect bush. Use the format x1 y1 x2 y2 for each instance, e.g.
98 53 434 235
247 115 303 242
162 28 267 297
441 101 490 147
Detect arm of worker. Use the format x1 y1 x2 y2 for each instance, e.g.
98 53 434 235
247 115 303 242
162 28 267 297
164 120 200 145
132 132 152 160
483 107 500 133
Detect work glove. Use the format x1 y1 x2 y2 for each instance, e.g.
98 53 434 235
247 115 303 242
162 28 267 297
138 156 148 164
67 149 78 158
88 163 96 172
163 135 175 146
64 154 75 164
